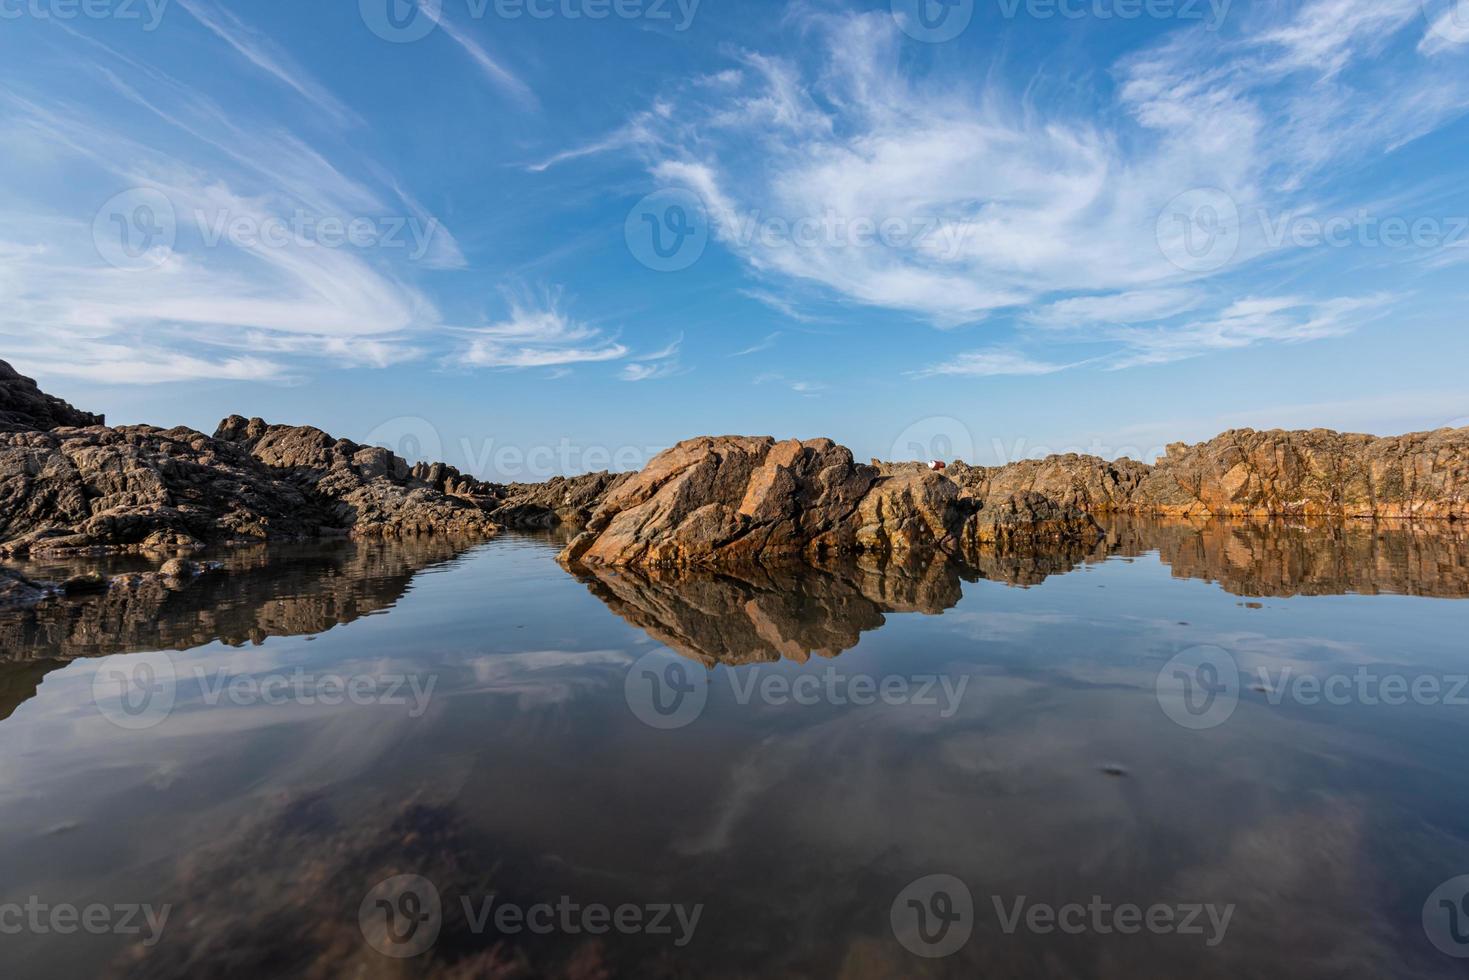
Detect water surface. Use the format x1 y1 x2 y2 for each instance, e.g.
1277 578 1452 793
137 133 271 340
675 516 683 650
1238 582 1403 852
2 520 1468 978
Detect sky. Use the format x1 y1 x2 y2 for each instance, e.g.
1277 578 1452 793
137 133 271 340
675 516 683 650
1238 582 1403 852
3 0 1469 479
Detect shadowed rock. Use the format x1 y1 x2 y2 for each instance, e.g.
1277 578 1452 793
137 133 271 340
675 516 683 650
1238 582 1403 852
0 360 103 432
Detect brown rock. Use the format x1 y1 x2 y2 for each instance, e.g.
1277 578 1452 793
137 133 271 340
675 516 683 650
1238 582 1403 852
1130 427 1469 519
561 436 879 567
491 471 632 528
949 454 1150 513
560 436 1098 568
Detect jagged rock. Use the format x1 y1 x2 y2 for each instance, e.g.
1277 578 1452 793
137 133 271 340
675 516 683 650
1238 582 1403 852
0 424 317 556
561 436 880 567
1130 427 1469 519
491 471 632 528
962 491 1104 549
949 454 1150 513
561 436 1099 568
0 366 504 557
0 361 103 432
213 415 501 538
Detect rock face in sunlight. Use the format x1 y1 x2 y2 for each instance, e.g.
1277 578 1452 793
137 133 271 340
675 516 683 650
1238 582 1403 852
1130 427 1469 519
559 435 1101 568
942 427 1469 520
0 360 104 433
948 454 1151 513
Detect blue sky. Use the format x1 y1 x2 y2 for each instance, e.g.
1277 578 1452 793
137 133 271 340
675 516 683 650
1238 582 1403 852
3 0 1469 477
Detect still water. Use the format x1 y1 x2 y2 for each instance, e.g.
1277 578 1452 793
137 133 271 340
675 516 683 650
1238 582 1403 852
2 519 1468 978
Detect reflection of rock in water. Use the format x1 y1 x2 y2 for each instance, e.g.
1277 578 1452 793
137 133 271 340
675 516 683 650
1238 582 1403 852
576 553 987 667
1100 516 1469 598
105 793 611 980
0 537 483 721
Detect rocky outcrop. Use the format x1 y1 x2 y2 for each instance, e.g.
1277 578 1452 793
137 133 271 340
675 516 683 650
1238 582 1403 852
948 454 1151 513
560 436 1100 568
490 471 632 528
0 424 320 556
0 359 505 557
0 361 103 432
947 428 1469 521
1130 427 1469 519
213 415 500 538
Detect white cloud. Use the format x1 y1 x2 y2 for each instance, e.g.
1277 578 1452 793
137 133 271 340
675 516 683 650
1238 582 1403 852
438 15 538 109
175 0 360 127
729 331 782 356
461 294 629 370
545 2 1469 363
620 334 684 381
1026 289 1207 328
913 350 1077 379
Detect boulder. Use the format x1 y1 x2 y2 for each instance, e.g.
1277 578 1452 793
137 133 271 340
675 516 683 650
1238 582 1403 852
560 436 879 567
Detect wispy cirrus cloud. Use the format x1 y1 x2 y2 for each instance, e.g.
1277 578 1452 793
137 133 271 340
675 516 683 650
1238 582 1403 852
460 292 629 370
912 350 1078 379
620 332 685 381
437 14 539 110
174 0 361 127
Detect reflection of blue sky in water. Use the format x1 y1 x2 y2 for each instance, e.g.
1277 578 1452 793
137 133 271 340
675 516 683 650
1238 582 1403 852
1 524 1468 976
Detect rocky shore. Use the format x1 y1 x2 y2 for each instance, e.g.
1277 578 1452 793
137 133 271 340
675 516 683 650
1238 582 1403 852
557 436 1100 568
2 358 1467 577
